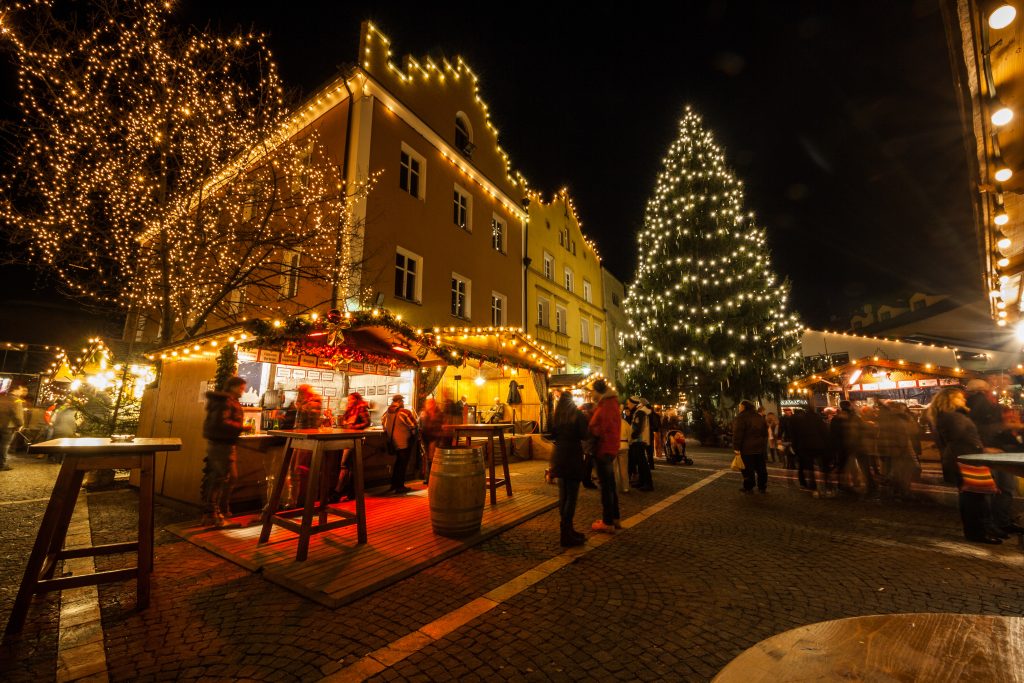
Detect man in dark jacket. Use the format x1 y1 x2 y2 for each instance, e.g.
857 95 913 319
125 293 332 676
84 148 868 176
791 408 830 494
0 384 27 471
202 376 246 527
733 400 768 493
626 396 654 491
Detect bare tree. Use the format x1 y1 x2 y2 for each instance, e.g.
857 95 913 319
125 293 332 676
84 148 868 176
0 0 372 342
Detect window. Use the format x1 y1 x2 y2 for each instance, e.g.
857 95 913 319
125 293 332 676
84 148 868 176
399 144 424 199
543 251 554 280
227 287 247 316
394 247 422 302
455 113 474 156
453 184 472 231
555 305 567 334
571 240 576 255
451 273 471 319
564 267 574 293
593 322 602 348
559 228 566 247
537 298 550 328
491 292 507 326
291 138 314 192
491 214 506 253
580 319 590 344
582 279 592 303
280 250 300 299
611 292 621 307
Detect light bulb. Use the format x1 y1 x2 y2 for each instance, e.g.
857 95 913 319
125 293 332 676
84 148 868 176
990 4 1017 29
998 236 1012 249
995 211 1010 225
999 310 1009 318
998 256 1010 267
992 106 1014 126
995 166 1014 182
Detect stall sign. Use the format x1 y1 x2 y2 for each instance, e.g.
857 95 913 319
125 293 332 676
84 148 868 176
861 383 879 391
281 351 299 366
237 349 257 362
322 372 335 382
918 378 938 387
390 368 401 377
300 354 318 368
780 398 809 407
306 370 321 381
940 378 961 386
897 380 917 389
350 362 364 372
317 357 332 369
877 380 897 390
257 349 281 364
848 384 861 392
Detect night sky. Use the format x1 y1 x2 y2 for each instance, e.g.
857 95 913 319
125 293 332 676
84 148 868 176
1 0 978 331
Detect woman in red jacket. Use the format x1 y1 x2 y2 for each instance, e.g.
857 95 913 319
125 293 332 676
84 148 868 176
587 379 622 533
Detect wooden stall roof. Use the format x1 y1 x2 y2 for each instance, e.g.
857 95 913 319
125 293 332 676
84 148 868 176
789 356 982 391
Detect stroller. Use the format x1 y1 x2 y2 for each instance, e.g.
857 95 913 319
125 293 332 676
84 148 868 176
665 430 692 465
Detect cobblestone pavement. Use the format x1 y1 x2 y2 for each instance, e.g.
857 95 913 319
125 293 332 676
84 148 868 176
2 449 1022 682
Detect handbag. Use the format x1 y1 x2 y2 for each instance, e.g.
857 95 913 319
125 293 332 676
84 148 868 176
957 463 999 495
730 453 745 472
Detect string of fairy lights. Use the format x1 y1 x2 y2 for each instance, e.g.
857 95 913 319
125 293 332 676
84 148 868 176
621 107 802 383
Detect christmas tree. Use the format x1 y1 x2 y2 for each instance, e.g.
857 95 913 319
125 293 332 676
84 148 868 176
621 106 801 410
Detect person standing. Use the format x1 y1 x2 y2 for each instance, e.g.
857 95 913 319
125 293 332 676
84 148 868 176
965 380 1024 535
647 403 662 469
550 391 589 547
291 384 324 504
334 391 371 502
0 384 27 471
733 400 769 493
829 400 862 493
876 401 917 500
418 397 444 484
588 379 622 533
202 377 246 527
791 408 829 494
382 394 417 494
929 386 1002 544
765 412 780 464
625 396 654 491
578 401 599 489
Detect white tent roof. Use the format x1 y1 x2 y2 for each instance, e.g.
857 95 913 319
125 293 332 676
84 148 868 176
800 330 959 367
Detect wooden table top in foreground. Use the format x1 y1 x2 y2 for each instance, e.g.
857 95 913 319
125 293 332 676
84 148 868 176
713 613 1024 683
959 453 1024 479
28 437 182 454
267 428 375 440
443 423 513 432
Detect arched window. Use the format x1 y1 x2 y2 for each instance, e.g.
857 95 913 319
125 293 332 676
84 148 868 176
455 113 474 156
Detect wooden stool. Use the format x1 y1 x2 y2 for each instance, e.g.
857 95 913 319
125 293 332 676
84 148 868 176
260 429 367 561
5 437 181 637
449 424 513 505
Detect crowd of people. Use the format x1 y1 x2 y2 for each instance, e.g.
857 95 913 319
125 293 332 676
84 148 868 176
730 379 1024 545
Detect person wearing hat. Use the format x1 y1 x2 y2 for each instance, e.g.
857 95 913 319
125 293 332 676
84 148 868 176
382 394 418 494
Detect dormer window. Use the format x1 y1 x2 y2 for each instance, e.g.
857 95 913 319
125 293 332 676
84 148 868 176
455 113 474 157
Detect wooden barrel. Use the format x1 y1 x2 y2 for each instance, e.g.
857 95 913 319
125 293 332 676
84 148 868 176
429 447 486 537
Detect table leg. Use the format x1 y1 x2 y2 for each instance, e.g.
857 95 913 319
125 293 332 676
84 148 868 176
259 440 295 544
137 454 154 609
42 468 86 580
317 450 331 527
498 431 512 497
487 435 497 506
5 457 79 637
354 438 367 544
296 443 323 561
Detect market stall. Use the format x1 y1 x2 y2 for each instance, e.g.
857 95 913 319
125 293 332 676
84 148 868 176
136 308 561 510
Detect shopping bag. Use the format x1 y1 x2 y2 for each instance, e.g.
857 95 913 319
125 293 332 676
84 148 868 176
730 453 745 472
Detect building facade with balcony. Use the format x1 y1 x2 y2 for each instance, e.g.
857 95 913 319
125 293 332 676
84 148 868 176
525 191 606 376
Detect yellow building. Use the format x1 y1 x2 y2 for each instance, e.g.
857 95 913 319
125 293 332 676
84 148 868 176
525 191 606 376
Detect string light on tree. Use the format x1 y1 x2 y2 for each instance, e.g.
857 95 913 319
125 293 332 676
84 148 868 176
620 106 802 408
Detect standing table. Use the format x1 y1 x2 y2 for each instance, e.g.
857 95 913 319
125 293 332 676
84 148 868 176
260 429 367 561
5 437 181 637
958 453 1024 478
446 423 513 505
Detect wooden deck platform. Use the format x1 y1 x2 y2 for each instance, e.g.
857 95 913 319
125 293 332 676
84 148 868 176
166 460 556 608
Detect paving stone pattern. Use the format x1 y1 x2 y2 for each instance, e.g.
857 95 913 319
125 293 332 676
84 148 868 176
3 449 1023 682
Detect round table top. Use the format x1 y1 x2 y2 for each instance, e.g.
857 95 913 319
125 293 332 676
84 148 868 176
958 453 1024 478
443 423 513 432
713 613 1024 683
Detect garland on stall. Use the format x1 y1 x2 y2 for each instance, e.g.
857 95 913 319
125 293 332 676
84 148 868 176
214 344 237 391
244 308 555 372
